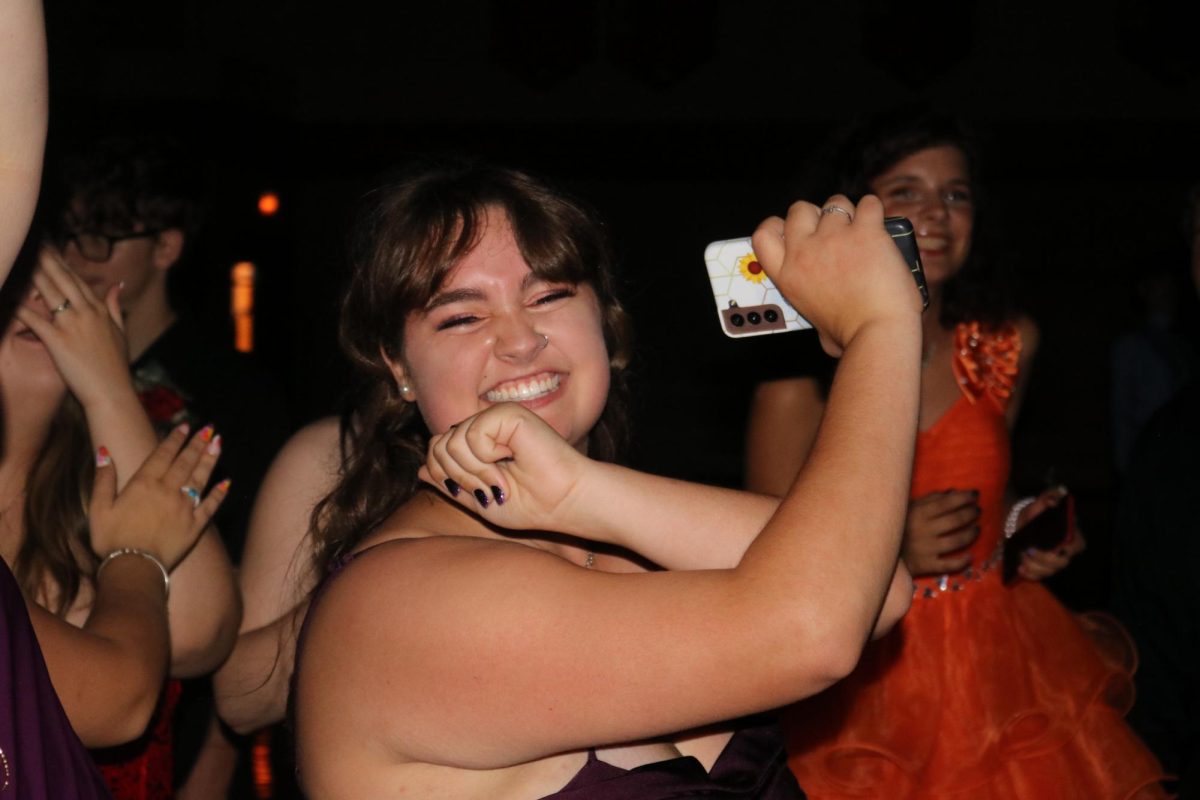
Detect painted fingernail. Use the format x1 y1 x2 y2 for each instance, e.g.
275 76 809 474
473 488 490 508
175 422 190 436
491 486 505 505
95 446 112 467
206 434 222 456
444 479 460 497
215 478 232 493
198 424 215 443
970 489 980 498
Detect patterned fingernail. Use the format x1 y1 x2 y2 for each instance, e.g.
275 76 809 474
444 479 460 497
473 488 490 509
206 434 222 456
198 424 215 443
95 446 112 467
215 478 232 493
491 486 505 505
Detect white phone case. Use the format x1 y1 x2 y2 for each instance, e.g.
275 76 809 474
705 237 811 338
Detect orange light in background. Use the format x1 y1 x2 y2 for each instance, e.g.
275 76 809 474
257 191 280 217
252 729 274 798
231 261 256 353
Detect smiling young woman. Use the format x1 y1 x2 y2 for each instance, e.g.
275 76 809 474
747 108 1168 799
289 159 925 799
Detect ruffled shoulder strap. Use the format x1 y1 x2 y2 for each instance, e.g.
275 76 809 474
951 321 1022 412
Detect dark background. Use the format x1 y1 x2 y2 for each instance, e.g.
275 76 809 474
44 0 1200 608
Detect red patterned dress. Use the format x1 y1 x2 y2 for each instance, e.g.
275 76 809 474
92 682 181 800
781 322 1168 799
89 371 194 800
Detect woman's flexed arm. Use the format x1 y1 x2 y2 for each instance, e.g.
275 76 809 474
308 197 924 769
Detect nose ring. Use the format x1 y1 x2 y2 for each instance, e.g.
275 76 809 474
537 333 549 349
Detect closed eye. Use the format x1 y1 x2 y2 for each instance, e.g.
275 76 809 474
533 288 576 306
435 314 482 331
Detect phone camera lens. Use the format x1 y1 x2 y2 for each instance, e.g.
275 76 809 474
730 314 745 327
747 312 761 325
764 309 778 323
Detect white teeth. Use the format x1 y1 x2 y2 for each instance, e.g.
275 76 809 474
486 374 561 403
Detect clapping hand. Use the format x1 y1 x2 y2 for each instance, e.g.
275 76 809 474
90 424 229 572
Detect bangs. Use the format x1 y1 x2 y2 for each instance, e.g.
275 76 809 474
385 189 599 316
344 160 621 370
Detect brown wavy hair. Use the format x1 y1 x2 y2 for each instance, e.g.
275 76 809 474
12 395 99 615
310 160 634 576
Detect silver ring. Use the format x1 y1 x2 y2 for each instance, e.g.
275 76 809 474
51 299 72 316
180 486 201 508
821 205 853 221
537 333 549 348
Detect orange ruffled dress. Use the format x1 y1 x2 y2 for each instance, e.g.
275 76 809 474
781 322 1168 799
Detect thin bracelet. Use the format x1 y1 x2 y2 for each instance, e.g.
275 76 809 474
1004 497 1037 538
96 548 170 600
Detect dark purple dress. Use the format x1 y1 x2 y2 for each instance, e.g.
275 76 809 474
0 560 112 799
541 717 804 799
295 546 806 799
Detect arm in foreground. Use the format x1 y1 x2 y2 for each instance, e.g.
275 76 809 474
33 428 227 746
0 0 47 284
214 418 340 732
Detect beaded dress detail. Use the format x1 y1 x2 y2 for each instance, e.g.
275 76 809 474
781 322 1168 798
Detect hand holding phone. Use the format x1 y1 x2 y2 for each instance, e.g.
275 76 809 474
706 216 929 338
1002 494 1076 584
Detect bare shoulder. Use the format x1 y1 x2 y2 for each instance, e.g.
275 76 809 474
246 416 341 550
295 535 573 746
272 416 341 477
239 417 343 622
315 535 563 623
1013 315 1039 361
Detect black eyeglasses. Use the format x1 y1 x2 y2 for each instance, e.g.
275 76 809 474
61 230 161 263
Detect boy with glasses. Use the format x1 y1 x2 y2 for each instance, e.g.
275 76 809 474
47 132 291 799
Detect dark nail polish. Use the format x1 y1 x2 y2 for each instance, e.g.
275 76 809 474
491 486 505 505
443 479 460 497
473 488 490 508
